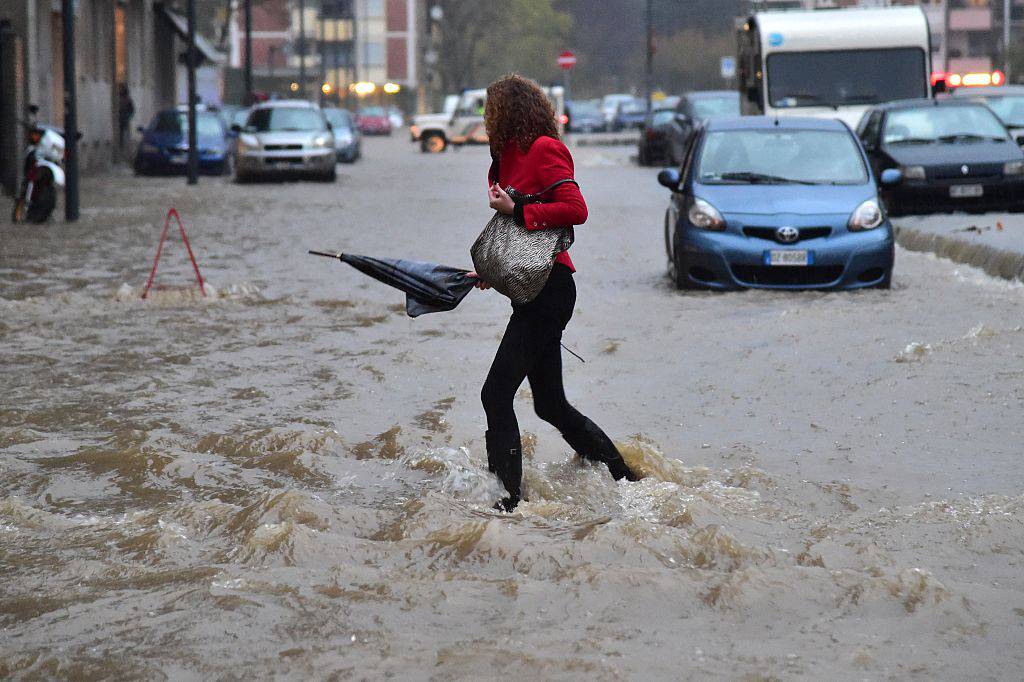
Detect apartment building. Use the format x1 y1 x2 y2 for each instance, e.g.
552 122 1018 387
227 0 417 104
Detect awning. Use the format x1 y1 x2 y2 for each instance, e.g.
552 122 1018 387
158 5 225 65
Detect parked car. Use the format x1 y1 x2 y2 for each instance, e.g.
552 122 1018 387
601 93 635 128
410 94 459 142
666 90 741 165
657 116 895 290
357 106 392 136
134 108 231 176
323 108 362 163
387 107 405 130
566 100 606 133
856 99 1024 215
611 97 647 131
950 85 1024 147
232 100 336 182
638 108 677 166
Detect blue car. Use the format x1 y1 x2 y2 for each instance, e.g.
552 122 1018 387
657 116 897 290
134 108 231 176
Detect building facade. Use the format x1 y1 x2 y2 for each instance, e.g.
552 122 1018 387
0 0 180 188
227 0 417 107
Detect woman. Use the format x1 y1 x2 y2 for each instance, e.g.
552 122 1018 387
470 75 638 512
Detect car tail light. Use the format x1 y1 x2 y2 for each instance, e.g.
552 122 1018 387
559 114 569 125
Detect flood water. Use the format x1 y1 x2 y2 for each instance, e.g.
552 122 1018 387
2 138 1024 679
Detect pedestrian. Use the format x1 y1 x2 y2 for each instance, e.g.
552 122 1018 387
470 74 638 512
117 83 135 152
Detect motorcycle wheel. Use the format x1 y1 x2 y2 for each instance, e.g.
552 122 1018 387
27 183 56 224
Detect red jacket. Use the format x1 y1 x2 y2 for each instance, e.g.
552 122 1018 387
488 135 588 271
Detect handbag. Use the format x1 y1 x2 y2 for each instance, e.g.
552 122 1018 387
470 178 577 304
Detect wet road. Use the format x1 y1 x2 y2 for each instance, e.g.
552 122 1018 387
2 135 1023 680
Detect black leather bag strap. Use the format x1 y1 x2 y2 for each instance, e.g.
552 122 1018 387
521 178 579 203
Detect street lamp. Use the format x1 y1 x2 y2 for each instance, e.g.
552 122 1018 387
383 82 401 95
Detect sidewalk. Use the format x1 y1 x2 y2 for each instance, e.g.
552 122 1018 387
894 213 1024 283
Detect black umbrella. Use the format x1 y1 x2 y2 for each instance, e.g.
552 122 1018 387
309 250 476 318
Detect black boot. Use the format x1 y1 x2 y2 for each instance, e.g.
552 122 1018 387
485 429 522 511
561 418 639 482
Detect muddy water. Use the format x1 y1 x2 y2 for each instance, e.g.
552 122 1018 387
3 138 1024 679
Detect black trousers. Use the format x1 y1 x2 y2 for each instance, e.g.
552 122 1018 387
481 264 588 437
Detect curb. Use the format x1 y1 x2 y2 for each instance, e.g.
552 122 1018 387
568 135 639 148
895 223 1024 283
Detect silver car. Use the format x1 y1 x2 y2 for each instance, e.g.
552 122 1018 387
234 100 336 182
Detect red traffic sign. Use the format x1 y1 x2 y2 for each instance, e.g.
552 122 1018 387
557 51 577 70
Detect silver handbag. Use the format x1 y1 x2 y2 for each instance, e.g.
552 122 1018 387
470 179 577 304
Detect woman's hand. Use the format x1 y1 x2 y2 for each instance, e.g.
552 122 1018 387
467 271 491 290
488 183 515 215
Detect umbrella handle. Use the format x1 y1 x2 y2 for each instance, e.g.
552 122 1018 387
308 250 343 259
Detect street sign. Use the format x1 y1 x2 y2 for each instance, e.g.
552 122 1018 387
557 50 576 70
720 56 736 80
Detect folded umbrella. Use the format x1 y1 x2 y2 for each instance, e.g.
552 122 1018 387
309 250 476 318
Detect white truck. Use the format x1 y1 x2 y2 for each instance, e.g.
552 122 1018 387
737 7 932 129
412 86 565 154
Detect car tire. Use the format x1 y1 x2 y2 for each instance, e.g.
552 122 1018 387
235 170 250 184
321 166 337 182
421 133 446 153
638 145 648 167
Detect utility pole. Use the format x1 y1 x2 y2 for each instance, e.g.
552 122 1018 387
644 0 653 117
318 8 326 106
61 0 79 222
243 0 253 102
298 0 306 97
943 0 951 71
1005 0 1013 82
186 0 198 185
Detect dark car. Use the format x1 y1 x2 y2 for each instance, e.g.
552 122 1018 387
611 98 647 131
357 106 392 136
657 116 896 290
134 108 231 175
324 108 362 163
950 85 1024 147
666 90 741 165
856 99 1024 215
638 108 677 166
566 100 606 133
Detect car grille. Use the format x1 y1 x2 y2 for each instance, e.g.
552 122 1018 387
264 144 304 151
742 226 832 242
731 264 843 287
929 163 1002 181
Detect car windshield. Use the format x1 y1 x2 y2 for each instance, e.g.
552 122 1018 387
690 96 739 119
883 105 1010 144
622 99 645 114
571 102 601 116
248 107 325 132
361 106 386 117
153 111 223 137
975 95 1024 127
768 48 926 108
231 108 251 127
651 110 675 126
324 109 353 129
698 129 868 185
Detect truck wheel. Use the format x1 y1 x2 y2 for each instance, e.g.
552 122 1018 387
421 133 446 153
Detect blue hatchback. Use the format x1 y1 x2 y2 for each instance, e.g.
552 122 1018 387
658 116 897 290
134 108 231 176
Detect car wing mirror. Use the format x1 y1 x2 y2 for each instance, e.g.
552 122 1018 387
1015 134 1024 147
230 123 242 133
136 125 145 133
657 168 681 190
326 121 333 131
880 168 903 186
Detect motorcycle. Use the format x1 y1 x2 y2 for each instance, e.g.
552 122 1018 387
11 107 66 224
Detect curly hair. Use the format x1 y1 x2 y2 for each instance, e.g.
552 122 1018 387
485 74 559 157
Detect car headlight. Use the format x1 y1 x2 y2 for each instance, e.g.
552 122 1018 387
237 134 259 153
1003 160 1024 176
335 132 353 146
140 143 160 154
900 165 926 180
687 197 725 231
312 135 331 148
849 199 884 231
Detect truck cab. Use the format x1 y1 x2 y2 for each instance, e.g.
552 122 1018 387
414 86 565 154
737 7 932 129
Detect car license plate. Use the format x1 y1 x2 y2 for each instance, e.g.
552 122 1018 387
765 250 811 266
169 154 187 164
950 184 983 198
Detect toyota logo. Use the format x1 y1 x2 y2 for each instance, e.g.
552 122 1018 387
961 164 970 175
776 226 800 243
